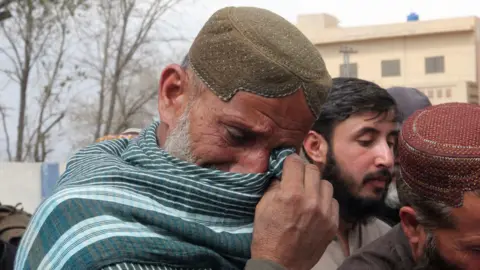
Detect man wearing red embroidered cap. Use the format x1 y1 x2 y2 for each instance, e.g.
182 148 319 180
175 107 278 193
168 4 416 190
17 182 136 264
338 102 480 270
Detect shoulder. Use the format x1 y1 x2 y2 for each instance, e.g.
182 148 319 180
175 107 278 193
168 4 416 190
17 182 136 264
337 252 390 270
368 218 392 235
16 189 141 270
58 138 132 188
337 231 393 270
339 225 406 270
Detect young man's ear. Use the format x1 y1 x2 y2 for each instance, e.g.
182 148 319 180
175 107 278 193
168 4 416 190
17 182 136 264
157 64 189 127
400 206 428 261
302 130 328 172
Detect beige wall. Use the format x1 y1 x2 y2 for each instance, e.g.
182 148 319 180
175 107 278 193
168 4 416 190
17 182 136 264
416 81 477 105
297 14 476 46
315 32 477 104
297 13 480 105
0 162 43 213
0 162 68 213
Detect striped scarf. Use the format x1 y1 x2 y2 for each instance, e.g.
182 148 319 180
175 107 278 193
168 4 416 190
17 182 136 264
15 122 294 270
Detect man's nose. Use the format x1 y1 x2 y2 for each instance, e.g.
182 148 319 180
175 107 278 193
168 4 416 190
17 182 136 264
229 150 270 174
374 143 394 169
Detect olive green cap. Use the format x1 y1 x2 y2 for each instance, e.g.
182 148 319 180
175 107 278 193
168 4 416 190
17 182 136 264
188 6 331 118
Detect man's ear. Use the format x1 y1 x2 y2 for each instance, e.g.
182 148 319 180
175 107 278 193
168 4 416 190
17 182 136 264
400 206 428 261
302 130 328 172
158 64 189 127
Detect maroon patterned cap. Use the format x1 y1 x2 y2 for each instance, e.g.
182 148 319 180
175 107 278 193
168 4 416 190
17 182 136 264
398 103 480 207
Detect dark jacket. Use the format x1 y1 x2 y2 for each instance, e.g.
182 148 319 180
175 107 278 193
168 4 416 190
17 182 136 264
376 204 401 226
337 224 415 270
0 240 16 270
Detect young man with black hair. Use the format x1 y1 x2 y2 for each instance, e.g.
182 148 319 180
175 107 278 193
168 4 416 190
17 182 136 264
377 87 432 226
303 77 401 270
338 103 480 270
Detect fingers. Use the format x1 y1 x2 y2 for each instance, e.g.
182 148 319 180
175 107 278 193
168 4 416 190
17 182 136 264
317 180 336 232
329 198 340 232
279 153 338 234
280 154 306 192
304 164 321 197
318 180 334 210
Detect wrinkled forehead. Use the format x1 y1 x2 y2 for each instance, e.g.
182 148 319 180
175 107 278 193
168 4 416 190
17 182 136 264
218 89 315 131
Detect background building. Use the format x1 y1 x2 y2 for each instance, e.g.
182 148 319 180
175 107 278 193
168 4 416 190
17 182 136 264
0 162 66 213
296 13 480 105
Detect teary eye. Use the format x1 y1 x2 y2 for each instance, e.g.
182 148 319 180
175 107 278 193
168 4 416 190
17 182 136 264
224 125 256 146
468 246 480 254
226 126 246 142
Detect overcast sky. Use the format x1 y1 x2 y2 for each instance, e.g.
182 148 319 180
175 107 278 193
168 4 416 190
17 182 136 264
190 0 480 32
2 0 480 162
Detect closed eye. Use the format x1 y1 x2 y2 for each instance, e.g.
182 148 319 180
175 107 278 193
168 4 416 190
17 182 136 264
357 140 373 147
225 125 256 145
468 246 480 254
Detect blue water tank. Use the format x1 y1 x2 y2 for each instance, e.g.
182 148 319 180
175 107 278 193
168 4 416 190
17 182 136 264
407 12 419 22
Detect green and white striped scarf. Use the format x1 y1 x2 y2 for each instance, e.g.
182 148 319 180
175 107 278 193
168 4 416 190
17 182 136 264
15 122 294 270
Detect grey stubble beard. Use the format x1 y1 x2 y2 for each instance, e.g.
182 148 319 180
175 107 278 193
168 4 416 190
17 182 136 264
163 103 196 163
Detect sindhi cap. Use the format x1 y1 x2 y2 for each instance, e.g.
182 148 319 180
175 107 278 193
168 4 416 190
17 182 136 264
188 6 332 118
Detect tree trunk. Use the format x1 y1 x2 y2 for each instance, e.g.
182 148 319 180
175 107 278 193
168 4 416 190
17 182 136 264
14 0 34 161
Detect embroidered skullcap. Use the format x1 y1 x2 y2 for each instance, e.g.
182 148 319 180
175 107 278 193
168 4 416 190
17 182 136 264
387 87 431 122
398 103 480 207
188 6 331 118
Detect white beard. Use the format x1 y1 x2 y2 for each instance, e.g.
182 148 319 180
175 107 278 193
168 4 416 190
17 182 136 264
163 105 196 163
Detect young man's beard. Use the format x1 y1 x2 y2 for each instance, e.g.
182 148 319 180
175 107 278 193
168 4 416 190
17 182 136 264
414 233 459 270
322 149 392 225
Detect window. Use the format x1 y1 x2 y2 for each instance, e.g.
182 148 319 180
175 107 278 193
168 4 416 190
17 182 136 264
381 59 401 77
437 89 443 98
339 63 358 78
427 90 434 98
425 56 445 74
468 92 478 104
446 88 452 98
468 89 478 99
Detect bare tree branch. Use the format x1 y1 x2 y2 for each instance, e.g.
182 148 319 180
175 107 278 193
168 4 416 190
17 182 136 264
92 0 115 141
0 106 12 161
0 0 86 161
66 0 192 149
0 0 14 10
102 0 135 135
102 0 183 136
0 0 14 22
32 18 68 162
0 24 23 77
